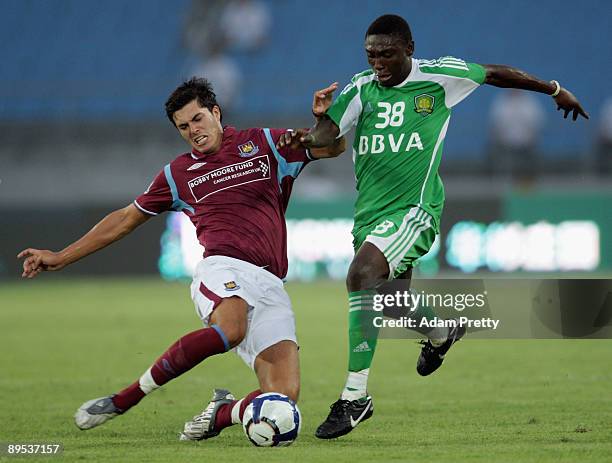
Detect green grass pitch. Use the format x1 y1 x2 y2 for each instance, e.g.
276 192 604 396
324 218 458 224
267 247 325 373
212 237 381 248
1 278 611 462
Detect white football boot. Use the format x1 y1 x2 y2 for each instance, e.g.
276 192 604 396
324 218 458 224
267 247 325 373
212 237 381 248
74 395 123 430
179 389 235 441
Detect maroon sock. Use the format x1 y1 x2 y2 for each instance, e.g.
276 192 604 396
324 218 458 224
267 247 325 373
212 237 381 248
214 389 262 430
113 326 229 411
112 383 145 412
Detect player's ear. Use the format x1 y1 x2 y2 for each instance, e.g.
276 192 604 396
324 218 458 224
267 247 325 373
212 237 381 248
406 40 414 56
212 105 222 123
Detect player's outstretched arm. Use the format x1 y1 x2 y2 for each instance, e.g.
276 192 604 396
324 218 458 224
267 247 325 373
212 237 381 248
483 64 589 121
18 204 150 279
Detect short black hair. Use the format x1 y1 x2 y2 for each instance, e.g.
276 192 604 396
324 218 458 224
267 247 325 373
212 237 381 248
165 77 221 125
365 14 412 44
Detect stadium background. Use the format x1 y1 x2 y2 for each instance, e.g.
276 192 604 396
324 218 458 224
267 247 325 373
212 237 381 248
1 0 610 280
1 1 611 461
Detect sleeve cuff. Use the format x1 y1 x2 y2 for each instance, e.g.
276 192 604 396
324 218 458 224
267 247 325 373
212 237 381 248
133 200 158 216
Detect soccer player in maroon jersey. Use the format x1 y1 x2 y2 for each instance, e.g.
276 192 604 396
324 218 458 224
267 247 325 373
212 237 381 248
18 77 345 440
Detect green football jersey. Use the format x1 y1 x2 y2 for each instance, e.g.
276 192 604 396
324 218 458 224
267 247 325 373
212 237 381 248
327 56 486 235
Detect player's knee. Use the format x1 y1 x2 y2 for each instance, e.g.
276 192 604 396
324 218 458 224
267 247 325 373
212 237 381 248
346 259 387 291
346 264 370 291
219 322 246 348
214 314 246 348
211 296 248 348
264 380 299 402
283 383 300 403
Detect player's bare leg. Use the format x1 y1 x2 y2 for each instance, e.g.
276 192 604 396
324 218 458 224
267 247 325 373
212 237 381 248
346 242 391 291
254 340 300 401
75 297 247 430
181 340 299 440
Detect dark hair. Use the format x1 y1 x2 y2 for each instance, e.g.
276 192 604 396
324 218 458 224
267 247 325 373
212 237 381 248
365 14 412 44
165 77 221 125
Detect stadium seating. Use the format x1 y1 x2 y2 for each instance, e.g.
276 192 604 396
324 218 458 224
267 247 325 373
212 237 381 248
0 0 191 118
0 0 606 154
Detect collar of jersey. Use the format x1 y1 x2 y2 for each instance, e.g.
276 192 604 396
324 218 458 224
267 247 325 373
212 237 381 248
190 126 236 159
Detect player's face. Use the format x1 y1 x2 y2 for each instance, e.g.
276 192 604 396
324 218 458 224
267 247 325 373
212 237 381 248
365 35 413 87
173 99 223 154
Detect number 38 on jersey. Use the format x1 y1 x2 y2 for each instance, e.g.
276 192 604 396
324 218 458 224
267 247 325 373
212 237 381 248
359 100 424 156
358 101 424 155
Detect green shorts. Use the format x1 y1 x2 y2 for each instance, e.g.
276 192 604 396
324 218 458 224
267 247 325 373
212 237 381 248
353 206 436 279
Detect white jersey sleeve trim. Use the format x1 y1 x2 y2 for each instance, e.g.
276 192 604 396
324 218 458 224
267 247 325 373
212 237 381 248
406 59 481 108
337 92 362 138
133 200 158 216
337 73 377 137
419 57 469 71
419 115 450 205
416 58 480 108
437 74 480 108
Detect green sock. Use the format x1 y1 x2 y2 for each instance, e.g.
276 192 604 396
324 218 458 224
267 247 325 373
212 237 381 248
347 290 379 374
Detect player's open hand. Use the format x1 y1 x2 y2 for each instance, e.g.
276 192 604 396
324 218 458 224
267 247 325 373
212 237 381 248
17 248 65 278
555 88 589 121
312 82 338 117
276 129 310 150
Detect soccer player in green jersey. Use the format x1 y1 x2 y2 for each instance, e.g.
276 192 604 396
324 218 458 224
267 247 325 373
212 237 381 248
279 14 588 439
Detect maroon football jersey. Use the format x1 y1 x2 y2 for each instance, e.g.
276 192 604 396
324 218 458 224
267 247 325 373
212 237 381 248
135 126 313 279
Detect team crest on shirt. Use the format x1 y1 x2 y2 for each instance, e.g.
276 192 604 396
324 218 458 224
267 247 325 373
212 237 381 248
238 141 259 157
414 94 435 116
224 281 240 291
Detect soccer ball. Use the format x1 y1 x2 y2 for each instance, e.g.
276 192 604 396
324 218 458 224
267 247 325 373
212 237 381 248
242 392 301 447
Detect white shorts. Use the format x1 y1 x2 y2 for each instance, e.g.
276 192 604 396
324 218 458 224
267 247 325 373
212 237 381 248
190 255 297 369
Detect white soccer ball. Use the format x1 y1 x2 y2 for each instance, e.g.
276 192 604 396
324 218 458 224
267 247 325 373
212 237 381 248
242 392 301 447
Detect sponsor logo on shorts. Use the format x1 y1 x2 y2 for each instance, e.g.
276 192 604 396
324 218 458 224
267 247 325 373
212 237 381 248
238 140 259 157
224 281 240 291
